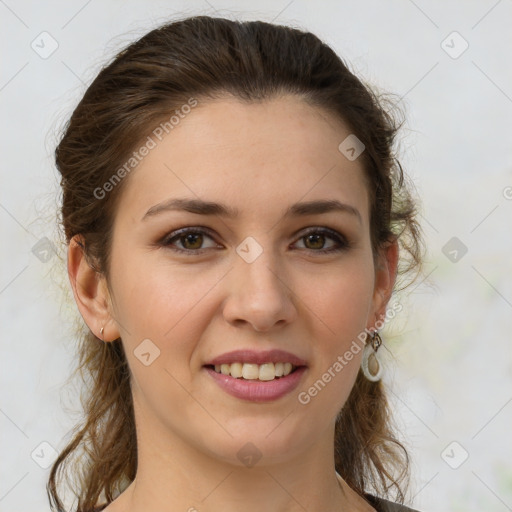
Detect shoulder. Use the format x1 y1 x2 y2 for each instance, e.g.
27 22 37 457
364 493 421 512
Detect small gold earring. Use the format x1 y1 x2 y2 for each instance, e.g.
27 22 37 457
99 327 104 341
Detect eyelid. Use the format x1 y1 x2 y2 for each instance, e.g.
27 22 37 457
291 226 350 252
159 226 220 248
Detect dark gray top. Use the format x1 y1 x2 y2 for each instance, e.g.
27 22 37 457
364 493 420 511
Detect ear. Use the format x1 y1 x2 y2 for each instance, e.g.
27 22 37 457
369 237 399 327
67 235 120 342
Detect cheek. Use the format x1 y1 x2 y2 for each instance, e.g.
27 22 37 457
293 263 374 424
109 248 193 332
299 260 375 342
109 250 228 365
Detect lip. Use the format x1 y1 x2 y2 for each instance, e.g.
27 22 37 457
204 349 308 367
204 365 307 402
203 350 308 402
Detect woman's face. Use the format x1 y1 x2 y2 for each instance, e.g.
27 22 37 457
102 95 395 467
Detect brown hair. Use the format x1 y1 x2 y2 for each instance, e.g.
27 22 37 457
48 15 423 512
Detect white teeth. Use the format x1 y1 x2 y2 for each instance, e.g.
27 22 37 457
258 363 275 381
242 363 259 380
211 362 297 380
230 362 243 378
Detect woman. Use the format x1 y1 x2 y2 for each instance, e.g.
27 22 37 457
48 15 423 512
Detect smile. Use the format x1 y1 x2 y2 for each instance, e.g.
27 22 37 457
208 362 297 381
203 349 308 401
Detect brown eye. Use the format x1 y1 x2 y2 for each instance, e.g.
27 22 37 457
180 232 204 250
303 233 327 250
161 228 220 254
294 228 349 254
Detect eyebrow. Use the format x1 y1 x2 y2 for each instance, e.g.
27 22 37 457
142 197 362 223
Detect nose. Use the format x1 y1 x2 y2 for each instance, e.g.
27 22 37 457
222 245 297 332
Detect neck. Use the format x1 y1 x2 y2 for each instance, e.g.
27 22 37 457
111 424 371 512
106 389 375 512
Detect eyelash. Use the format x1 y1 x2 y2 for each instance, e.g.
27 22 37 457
159 226 350 256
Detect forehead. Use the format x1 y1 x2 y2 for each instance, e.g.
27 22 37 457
117 94 369 222
165 94 351 163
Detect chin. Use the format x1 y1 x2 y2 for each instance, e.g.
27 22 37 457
195 417 315 467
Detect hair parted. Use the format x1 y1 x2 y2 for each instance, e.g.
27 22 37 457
48 15 423 512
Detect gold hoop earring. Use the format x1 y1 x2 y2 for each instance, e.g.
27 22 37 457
99 327 104 341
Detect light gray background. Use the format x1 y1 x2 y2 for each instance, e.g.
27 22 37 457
1 1 511 511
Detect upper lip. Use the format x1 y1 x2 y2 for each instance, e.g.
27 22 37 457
205 349 308 367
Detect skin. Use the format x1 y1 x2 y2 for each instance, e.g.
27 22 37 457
68 94 398 512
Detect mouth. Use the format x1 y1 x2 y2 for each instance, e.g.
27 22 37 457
204 361 300 381
202 349 308 402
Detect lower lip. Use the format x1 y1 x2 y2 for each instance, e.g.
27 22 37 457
204 366 307 402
